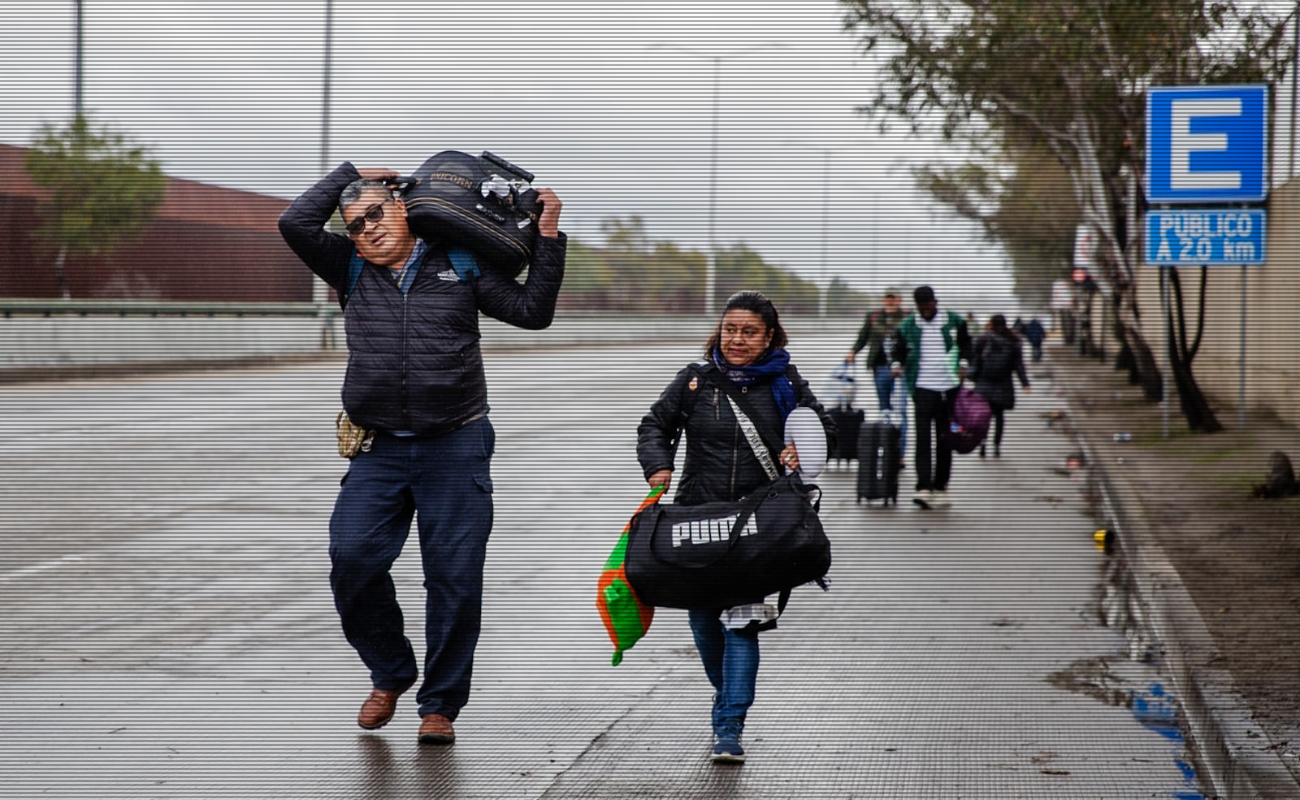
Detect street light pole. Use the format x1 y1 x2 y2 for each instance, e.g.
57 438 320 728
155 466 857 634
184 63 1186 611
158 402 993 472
314 0 335 346
74 0 83 118
784 142 866 318
819 149 830 318
708 55 721 317
649 42 786 316
319 0 333 179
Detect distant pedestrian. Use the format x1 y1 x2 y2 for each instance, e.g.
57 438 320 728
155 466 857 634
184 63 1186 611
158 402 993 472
972 314 1031 458
278 162 566 744
637 290 834 764
846 287 907 465
891 285 972 510
1024 317 1046 363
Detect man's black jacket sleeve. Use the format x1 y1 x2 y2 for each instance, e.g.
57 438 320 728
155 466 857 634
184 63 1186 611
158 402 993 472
473 233 567 330
277 162 361 295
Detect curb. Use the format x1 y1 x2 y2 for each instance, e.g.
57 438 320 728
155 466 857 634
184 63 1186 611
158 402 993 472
0 351 344 386
1072 424 1300 799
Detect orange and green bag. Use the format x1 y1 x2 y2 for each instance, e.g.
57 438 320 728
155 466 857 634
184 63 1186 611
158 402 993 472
597 486 664 665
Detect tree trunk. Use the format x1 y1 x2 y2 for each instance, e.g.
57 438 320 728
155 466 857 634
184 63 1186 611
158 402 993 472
53 245 71 300
1121 321 1164 401
1165 267 1223 433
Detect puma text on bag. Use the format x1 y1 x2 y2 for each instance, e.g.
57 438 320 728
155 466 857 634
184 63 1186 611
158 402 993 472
624 473 831 610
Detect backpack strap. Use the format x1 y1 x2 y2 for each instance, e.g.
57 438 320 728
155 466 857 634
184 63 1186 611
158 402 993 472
341 250 366 309
446 246 481 282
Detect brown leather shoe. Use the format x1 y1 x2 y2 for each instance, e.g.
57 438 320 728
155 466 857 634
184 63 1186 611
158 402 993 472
357 688 403 730
418 713 456 745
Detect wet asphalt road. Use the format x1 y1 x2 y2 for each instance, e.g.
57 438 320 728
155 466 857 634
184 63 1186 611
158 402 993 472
0 333 1203 798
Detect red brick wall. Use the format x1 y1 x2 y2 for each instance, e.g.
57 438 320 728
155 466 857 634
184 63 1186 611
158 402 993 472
0 144 314 302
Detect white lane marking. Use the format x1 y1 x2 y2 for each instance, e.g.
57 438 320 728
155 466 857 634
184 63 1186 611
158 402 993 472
0 554 86 583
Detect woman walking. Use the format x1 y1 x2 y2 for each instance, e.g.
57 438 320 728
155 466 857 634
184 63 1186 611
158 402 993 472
636 291 834 764
972 314 1031 458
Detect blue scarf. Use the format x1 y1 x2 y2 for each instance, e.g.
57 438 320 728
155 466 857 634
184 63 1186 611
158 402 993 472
712 346 798 419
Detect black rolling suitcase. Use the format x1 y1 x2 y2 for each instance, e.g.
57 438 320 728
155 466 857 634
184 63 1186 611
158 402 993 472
827 406 865 465
857 419 901 506
396 151 541 279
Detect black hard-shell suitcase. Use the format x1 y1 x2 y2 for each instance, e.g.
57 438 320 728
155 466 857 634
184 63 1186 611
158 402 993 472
828 406 865 464
857 420 901 506
397 151 540 278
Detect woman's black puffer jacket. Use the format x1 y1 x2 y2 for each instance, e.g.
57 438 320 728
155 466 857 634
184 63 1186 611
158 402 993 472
637 361 835 506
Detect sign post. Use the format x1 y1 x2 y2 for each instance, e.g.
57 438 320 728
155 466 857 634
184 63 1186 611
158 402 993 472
1145 84 1269 433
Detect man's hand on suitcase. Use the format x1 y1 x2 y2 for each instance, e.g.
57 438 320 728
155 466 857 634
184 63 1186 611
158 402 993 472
536 188 563 238
357 168 400 186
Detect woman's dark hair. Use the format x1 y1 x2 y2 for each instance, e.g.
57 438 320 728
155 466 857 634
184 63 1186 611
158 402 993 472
988 313 1017 340
703 290 789 358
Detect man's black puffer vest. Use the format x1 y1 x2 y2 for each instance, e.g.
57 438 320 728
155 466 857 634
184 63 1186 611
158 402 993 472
342 251 485 436
277 161 566 438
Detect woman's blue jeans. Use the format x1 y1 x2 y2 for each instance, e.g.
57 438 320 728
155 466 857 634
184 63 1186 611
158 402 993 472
688 609 760 734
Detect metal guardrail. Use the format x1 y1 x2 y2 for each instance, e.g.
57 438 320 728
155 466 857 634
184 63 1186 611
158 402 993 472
0 299 325 318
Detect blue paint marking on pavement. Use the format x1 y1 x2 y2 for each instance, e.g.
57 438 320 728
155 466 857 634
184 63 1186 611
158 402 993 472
1129 681 1206 799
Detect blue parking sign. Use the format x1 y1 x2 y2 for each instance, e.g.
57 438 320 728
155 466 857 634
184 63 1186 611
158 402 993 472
1144 209 1266 266
1146 85 1268 204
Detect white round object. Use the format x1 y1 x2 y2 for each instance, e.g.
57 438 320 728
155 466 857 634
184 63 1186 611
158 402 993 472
784 407 827 481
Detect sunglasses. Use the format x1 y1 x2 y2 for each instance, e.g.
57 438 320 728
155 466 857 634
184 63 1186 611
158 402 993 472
345 199 391 237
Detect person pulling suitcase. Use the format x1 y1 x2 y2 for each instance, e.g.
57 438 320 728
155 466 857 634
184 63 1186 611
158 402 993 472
846 288 907 469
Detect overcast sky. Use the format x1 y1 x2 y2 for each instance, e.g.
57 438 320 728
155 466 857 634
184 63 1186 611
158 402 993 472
2 1 1029 311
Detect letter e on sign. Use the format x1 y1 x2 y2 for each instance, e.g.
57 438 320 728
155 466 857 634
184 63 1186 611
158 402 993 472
1146 85 1268 204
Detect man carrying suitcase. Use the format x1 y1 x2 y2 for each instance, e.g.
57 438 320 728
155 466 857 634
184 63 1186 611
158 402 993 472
890 285 972 510
278 163 565 744
846 288 907 467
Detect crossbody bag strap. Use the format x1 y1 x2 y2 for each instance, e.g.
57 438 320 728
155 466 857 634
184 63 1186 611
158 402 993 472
706 371 788 456
724 396 780 482
707 374 785 478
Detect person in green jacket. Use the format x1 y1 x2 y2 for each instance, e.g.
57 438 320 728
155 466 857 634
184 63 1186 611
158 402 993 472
890 285 972 510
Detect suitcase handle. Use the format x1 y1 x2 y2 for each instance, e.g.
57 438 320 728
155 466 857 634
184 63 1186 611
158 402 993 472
480 151 534 183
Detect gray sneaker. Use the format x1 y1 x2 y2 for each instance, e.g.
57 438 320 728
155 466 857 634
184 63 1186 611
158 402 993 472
912 490 933 509
930 490 952 509
711 724 746 764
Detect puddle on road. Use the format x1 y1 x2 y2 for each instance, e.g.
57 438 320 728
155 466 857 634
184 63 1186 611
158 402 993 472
1042 543 1208 800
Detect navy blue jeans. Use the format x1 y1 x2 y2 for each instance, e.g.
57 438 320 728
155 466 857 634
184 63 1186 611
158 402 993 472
688 609 760 734
329 418 495 721
873 365 908 459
